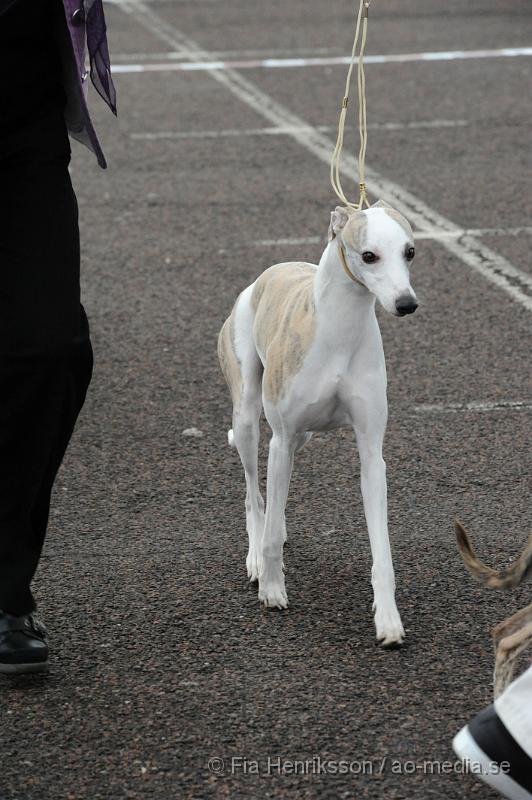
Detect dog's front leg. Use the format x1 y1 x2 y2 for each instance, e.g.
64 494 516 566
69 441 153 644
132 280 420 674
352 391 405 647
258 433 293 609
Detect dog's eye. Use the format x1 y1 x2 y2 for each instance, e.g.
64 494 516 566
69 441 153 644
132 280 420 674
362 251 377 264
406 246 415 261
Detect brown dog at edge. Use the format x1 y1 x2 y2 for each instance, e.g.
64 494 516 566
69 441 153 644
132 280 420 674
455 520 532 698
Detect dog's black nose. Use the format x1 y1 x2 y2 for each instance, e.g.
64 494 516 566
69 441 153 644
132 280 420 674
395 295 418 316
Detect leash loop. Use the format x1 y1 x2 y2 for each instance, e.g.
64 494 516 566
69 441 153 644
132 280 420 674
330 0 372 211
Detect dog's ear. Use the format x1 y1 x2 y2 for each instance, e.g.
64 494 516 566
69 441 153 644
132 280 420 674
371 199 392 209
328 206 351 241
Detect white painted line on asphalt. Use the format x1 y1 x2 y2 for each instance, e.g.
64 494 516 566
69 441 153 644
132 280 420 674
368 120 470 132
253 227 532 247
117 0 532 314
131 126 332 140
255 236 323 247
414 400 532 413
111 47 532 74
113 47 345 62
416 226 532 240
130 120 469 141
107 0 222 4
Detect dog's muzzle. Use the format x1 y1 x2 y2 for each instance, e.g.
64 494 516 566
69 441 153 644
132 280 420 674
395 295 418 316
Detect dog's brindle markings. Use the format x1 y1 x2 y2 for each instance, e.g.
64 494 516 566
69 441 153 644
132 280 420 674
455 520 532 697
218 201 418 647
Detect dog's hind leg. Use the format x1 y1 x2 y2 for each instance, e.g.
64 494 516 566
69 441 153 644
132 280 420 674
233 380 264 583
257 431 296 609
295 431 313 452
228 291 266 583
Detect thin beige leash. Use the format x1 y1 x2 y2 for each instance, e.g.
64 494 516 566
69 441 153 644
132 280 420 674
330 0 372 211
330 0 372 287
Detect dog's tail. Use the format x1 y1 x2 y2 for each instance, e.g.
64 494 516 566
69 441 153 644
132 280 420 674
227 429 236 448
454 519 532 589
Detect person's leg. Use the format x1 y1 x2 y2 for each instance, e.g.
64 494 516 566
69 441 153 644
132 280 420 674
29 307 93 562
495 663 532 760
0 113 93 625
453 664 532 800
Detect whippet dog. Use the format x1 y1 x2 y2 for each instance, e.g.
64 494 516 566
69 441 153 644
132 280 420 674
455 521 532 697
218 201 418 647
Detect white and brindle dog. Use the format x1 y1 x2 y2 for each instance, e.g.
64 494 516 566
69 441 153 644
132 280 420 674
218 200 418 647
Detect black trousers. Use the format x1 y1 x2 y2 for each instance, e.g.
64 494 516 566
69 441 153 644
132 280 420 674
0 112 93 615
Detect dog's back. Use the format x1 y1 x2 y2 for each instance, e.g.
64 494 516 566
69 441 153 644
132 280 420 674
218 261 317 407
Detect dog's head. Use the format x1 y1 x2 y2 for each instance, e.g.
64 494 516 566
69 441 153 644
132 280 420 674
328 200 418 317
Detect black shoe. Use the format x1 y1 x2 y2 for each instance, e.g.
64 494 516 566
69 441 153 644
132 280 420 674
453 703 532 800
0 611 48 674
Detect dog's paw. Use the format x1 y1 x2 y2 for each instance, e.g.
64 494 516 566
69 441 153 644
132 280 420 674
246 549 262 583
374 605 405 648
258 577 288 609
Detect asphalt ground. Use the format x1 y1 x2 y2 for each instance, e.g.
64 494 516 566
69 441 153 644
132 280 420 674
1 1 531 798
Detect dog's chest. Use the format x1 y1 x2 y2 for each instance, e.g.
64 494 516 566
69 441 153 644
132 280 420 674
281 353 356 431
305 396 352 431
